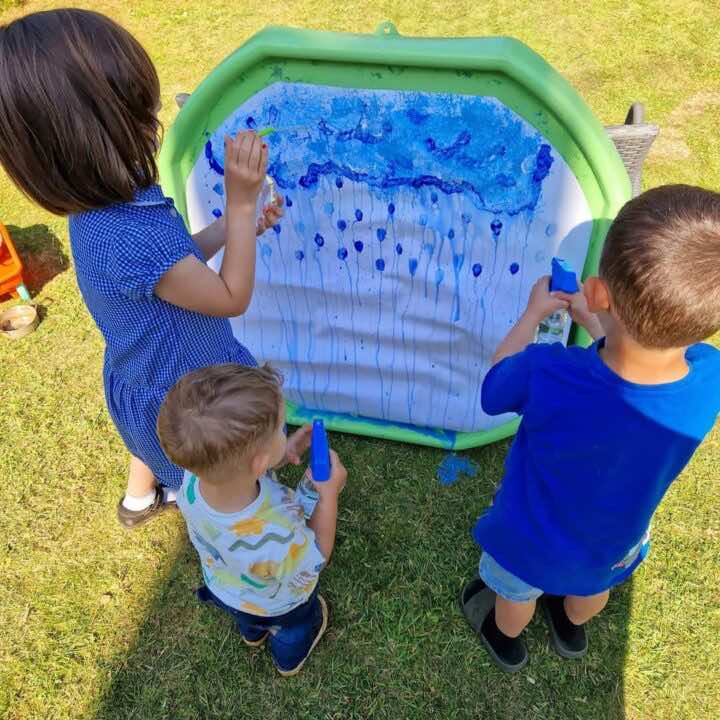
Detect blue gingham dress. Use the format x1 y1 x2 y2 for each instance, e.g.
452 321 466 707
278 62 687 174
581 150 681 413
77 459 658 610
69 185 256 488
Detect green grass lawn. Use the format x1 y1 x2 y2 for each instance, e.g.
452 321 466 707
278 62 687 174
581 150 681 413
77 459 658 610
1 1 719 718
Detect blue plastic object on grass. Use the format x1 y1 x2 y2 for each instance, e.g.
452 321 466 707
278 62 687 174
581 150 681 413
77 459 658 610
309 419 331 482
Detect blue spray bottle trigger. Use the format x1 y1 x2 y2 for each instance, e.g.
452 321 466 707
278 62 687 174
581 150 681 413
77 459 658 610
550 257 579 293
309 419 331 482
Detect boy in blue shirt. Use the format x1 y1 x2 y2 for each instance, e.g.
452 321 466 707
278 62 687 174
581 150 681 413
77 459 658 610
461 185 720 672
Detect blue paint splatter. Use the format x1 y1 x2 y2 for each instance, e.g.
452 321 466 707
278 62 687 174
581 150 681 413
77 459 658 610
285 196 293 207
472 263 483 277
375 258 385 271
337 219 347 232
409 258 419 276
436 454 477 486
212 208 223 219
335 177 344 188
395 243 403 255
295 250 304 261
533 144 554 183
337 247 348 260
354 240 364 253
461 213 472 224
246 116 257 129
448 228 455 240
430 192 438 204
388 202 395 215
261 244 272 258
204 140 224 175
376 228 387 242
510 262 520 274
314 233 325 247
212 183 224 197
272 224 281 235
491 219 503 237
355 209 363 222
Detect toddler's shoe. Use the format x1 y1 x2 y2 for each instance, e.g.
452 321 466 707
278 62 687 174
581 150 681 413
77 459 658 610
116 486 176 530
540 594 588 658
273 594 329 677
460 578 528 673
240 627 269 647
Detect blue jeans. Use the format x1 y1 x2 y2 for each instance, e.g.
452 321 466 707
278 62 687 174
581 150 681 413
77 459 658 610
196 585 323 672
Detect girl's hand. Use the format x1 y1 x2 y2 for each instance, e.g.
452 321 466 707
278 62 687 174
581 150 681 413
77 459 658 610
525 275 569 323
224 131 267 212
284 423 312 465
256 195 284 236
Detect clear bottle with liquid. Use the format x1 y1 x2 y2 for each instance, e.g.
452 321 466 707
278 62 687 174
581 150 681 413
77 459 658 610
535 257 578 344
295 419 331 520
256 175 279 221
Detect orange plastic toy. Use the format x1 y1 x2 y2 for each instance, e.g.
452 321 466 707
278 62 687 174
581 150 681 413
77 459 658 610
0 222 30 301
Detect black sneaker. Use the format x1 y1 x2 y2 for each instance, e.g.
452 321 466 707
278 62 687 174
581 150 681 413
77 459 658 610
460 579 528 673
540 594 588 658
116 486 175 530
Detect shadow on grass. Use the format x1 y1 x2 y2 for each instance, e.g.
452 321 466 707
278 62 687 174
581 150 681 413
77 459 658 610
6 224 69 296
95 437 631 720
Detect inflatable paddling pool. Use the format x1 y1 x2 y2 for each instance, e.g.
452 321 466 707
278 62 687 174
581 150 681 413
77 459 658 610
159 22 630 449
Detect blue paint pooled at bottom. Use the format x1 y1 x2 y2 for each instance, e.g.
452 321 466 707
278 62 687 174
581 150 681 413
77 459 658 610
436 453 477 486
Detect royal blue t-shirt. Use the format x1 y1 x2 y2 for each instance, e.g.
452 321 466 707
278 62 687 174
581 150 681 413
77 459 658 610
473 340 720 596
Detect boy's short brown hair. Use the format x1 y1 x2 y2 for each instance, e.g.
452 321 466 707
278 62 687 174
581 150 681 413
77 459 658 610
0 9 160 215
600 184 720 348
158 364 284 475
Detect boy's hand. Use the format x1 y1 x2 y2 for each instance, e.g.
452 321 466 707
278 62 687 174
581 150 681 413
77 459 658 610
555 284 605 339
284 423 312 465
256 195 284 236
525 275 569 322
224 131 267 212
308 450 347 500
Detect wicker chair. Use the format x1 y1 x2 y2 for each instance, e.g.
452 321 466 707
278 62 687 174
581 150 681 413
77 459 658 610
604 102 659 197
174 95 657 198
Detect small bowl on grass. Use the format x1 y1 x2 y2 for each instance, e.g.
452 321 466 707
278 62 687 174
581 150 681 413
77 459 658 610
0 304 39 339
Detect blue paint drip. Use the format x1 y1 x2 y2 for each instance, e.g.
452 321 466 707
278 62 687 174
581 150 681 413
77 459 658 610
335 177 344 188
295 250 305 261
436 454 477 486
408 258 419 276
337 219 347 231
355 208 363 221
461 212 472 224
376 228 387 242
354 240 364 253
246 116 257 129
491 219 503 237
375 258 385 271
204 140 224 175
212 183 224 197
472 263 483 277
285 196 293 207
337 247 348 260
388 202 395 215
212 208 223 219
272 224 281 235
510 262 520 275
395 243 403 255
314 233 325 247
324 202 335 216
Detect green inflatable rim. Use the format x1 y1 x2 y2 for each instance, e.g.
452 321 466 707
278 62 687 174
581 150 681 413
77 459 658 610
159 23 630 450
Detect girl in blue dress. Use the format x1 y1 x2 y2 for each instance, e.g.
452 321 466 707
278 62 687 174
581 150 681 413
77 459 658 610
0 9 287 527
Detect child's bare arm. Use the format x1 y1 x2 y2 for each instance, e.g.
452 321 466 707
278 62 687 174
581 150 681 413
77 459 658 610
192 198 284 261
156 132 267 317
307 450 347 561
492 276 568 364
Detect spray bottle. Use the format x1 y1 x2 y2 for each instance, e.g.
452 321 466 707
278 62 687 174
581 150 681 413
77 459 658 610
295 419 331 520
535 257 579 344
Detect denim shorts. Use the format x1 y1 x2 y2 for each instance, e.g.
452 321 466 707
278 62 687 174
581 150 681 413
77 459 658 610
479 534 649 603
